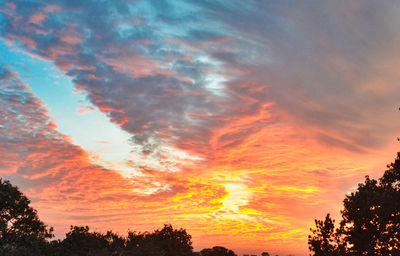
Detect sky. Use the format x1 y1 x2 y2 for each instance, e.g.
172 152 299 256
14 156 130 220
0 0 400 255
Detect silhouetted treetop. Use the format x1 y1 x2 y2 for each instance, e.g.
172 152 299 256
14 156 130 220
126 224 193 256
309 153 400 256
199 246 237 256
0 178 239 256
0 179 53 255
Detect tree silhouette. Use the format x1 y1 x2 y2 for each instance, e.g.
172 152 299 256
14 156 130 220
56 226 115 256
199 246 237 256
0 178 238 256
0 179 53 255
126 224 194 256
309 153 400 255
308 214 345 256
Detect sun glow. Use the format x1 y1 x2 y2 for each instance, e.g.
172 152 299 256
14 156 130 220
223 183 252 212
3 1 400 255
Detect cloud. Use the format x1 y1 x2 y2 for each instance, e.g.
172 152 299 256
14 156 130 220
3 0 398 157
198 0 400 151
2 1 400 254
0 0 242 160
0 63 132 200
0 64 239 251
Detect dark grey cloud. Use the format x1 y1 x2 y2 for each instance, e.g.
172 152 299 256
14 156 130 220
2 0 399 156
196 0 400 150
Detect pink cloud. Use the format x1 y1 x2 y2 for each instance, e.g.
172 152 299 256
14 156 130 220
61 36 83 45
78 106 94 115
43 4 61 13
3 1 400 254
29 13 46 25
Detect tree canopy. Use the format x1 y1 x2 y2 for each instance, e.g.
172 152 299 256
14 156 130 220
199 246 237 256
125 224 194 256
0 179 238 255
0 179 53 255
309 153 400 255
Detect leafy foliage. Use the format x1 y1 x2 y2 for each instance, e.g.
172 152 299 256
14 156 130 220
0 178 238 255
308 214 345 256
199 246 237 256
309 153 400 255
53 226 119 256
0 179 53 255
126 224 194 256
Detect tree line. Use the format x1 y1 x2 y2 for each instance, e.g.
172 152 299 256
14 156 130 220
0 178 240 256
3 152 400 255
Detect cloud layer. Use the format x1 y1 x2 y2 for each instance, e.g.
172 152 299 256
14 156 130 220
1 1 400 255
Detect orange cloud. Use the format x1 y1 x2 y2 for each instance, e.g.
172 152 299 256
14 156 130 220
3 1 400 255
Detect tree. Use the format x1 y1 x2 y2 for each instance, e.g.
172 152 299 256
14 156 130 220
0 179 53 255
57 226 114 256
125 230 161 256
199 246 237 256
126 224 194 256
0 179 243 255
340 154 400 255
309 153 400 255
150 224 193 256
54 226 126 256
308 214 345 256
104 230 126 255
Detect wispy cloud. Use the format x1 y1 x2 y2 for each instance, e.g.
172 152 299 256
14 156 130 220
1 1 400 255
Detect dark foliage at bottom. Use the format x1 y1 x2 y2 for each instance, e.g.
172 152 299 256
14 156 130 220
0 178 236 256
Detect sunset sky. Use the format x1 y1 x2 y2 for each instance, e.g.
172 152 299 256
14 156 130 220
1 1 400 255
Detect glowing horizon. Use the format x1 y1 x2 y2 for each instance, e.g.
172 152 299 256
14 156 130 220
1 1 400 255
